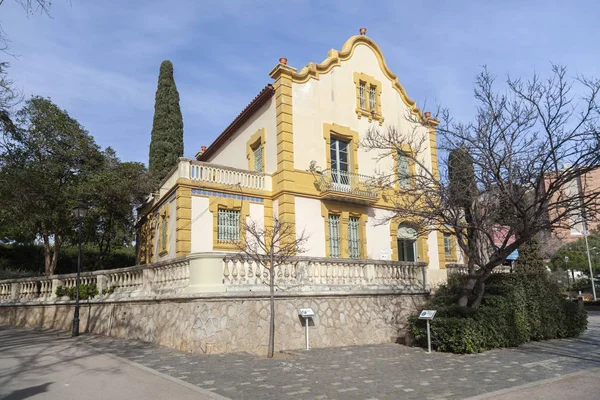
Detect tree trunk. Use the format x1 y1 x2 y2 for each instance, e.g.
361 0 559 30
267 263 275 358
457 275 477 307
471 280 486 309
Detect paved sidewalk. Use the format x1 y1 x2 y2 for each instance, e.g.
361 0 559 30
77 312 599 400
1 312 598 399
0 328 222 400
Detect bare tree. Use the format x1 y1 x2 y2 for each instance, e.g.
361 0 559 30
0 1 55 53
362 65 600 308
235 217 308 358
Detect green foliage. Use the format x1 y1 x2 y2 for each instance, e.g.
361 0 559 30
101 285 118 295
55 283 98 300
447 148 476 209
0 97 103 275
549 229 600 274
517 238 545 273
409 273 588 353
572 278 591 292
148 60 184 186
0 97 149 274
0 243 136 276
77 147 150 268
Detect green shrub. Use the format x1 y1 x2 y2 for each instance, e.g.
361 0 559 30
1 243 136 277
55 283 98 300
409 272 588 353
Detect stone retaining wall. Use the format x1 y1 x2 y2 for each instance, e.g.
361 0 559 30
0 292 426 355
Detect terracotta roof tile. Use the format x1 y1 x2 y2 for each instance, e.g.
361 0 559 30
197 84 275 161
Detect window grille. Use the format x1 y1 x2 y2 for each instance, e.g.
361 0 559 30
369 85 376 110
348 216 360 259
218 209 240 242
328 214 341 258
359 82 366 109
397 151 410 188
253 144 263 172
161 216 168 251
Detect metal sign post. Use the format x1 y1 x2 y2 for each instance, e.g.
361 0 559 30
299 308 315 350
418 310 437 353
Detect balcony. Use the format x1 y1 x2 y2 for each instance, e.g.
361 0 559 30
316 169 379 204
152 158 272 203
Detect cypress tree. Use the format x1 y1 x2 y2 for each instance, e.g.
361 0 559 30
148 60 184 186
448 148 476 209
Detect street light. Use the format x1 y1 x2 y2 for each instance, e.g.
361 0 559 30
72 201 88 337
564 255 570 294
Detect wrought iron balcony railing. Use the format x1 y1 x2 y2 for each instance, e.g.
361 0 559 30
316 169 379 203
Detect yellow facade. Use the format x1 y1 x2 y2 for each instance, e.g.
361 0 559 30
137 31 450 269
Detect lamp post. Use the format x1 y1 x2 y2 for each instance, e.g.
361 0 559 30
564 255 570 295
72 201 88 337
583 232 597 301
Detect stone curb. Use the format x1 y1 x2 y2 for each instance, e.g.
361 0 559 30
463 367 600 400
75 337 231 400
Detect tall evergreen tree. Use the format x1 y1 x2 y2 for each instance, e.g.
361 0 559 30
148 60 184 186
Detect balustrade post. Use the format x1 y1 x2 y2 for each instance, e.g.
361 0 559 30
50 278 64 299
96 274 108 295
185 256 226 293
421 265 428 292
10 282 20 300
142 268 154 292
178 158 191 180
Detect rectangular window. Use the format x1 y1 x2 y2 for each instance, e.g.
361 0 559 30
369 85 376 110
217 209 240 242
330 137 350 189
444 233 453 258
328 214 341 258
359 82 366 109
348 216 360 259
253 144 263 172
397 151 410 189
160 215 168 252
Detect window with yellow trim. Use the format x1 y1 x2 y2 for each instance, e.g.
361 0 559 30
353 72 383 125
209 197 249 251
322 202 367 259
157 205 170 256
217 208 241 243
246 128 266 172
397 151 410 188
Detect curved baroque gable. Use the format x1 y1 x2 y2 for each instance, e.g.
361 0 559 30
290 35 425 119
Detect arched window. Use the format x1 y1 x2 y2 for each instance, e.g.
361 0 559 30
397 224 417 262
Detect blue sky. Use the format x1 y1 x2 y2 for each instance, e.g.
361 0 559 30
2 0 599 165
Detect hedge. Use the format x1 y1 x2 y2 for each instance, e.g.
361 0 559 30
409 273 588 353
0 243 136 279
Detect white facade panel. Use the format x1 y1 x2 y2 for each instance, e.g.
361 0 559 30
191 196 212 253
295 196 325 257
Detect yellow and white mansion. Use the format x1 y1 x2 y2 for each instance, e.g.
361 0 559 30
136 29 458 286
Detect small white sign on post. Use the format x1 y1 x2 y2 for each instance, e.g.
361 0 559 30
418 310 437 353
299 308 315 350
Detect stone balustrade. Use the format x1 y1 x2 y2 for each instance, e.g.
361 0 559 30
151 159 272 204
190 161 268 190
0 253 429 304
0 258 191 303
446 263 512 275
222 256 428 292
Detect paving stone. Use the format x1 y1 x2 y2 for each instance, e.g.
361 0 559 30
76 311 600 400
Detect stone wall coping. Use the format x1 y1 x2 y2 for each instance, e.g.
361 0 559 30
224 254 428 267
0 287 429 307
0 253 426 285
